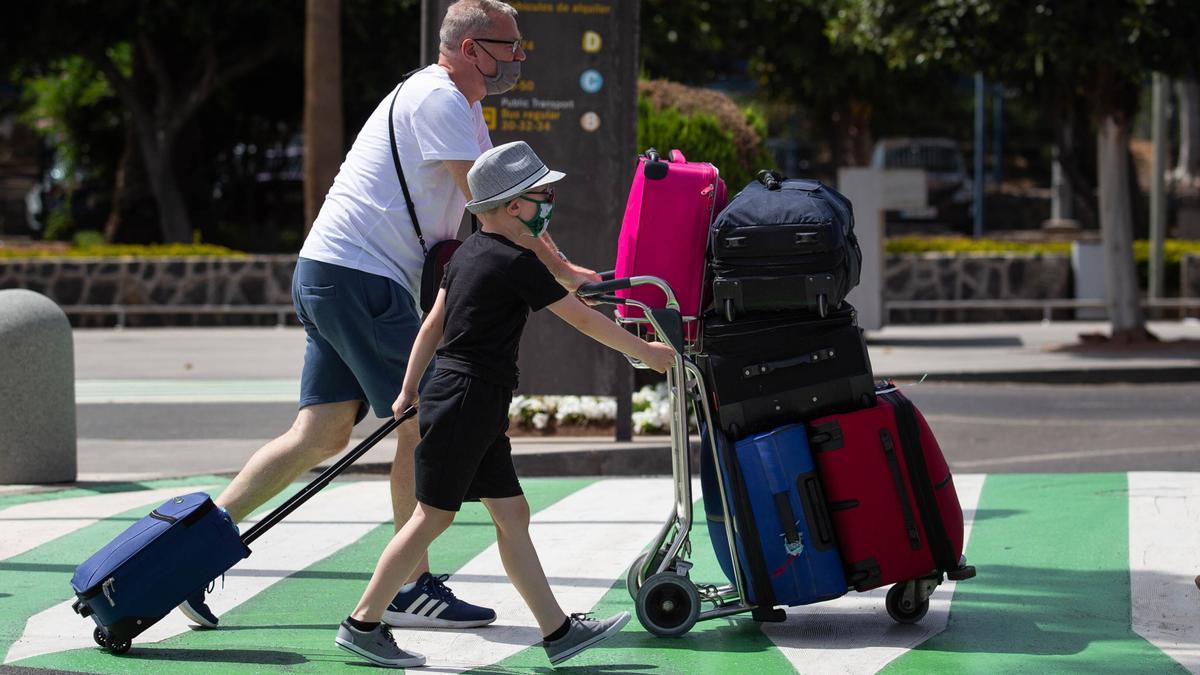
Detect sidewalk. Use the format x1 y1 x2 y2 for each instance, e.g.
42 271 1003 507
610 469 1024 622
52 318 1200 482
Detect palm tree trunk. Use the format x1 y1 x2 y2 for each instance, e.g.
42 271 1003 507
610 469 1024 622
303 0 344 235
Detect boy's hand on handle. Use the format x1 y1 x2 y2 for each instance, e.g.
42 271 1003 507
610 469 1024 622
641 342 677 374
392 389 418 419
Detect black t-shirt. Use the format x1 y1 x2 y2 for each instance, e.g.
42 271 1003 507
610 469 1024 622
436 231 568 389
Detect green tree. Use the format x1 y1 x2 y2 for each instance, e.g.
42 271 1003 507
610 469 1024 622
831 0 1200 343
1 1 302 243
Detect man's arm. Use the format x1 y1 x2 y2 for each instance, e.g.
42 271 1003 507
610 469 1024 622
443 159 474 201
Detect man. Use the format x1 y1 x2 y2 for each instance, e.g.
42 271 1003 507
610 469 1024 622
180 0 599 629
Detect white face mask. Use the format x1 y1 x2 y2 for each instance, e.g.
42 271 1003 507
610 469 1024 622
473 43 521 96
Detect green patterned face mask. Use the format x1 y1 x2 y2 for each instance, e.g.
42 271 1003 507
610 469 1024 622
511 189 555 237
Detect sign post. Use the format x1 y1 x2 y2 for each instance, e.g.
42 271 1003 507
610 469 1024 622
423 1 640 438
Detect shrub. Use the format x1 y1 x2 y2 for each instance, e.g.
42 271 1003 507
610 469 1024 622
637 79 771 190
0 243 246 258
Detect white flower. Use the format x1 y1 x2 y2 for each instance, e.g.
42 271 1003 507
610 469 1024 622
532 412 550 430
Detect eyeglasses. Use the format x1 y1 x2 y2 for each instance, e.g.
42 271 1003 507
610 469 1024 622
471 37 523 56
526 187 554 203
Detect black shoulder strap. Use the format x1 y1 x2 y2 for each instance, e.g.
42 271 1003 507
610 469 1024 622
388 67 431 255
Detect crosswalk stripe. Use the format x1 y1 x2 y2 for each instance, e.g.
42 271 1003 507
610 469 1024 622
1129 471 1200 673
4 481 392 664
760 474 986 674
388 478 675 671
0 486 217 561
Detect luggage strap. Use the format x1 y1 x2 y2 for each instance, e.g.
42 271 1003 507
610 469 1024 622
884 392 958 572
880 429 922 551
742 347 836 379
718 433 778 608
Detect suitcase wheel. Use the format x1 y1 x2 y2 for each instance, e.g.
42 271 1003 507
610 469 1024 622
636 572 701 637
885 583 929 624
93 627 131 655
626 549 667 601
724 298 736 323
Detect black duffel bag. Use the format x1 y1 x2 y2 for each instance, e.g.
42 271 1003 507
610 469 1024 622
710 171 861 320
699 304 875 438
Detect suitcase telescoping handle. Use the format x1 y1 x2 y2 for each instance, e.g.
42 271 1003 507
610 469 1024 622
240 407 417 546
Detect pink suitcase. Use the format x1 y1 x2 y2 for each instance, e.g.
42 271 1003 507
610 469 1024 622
614 149 727 338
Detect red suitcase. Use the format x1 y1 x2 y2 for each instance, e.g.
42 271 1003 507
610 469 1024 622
807 389 973 592
614 148 726 339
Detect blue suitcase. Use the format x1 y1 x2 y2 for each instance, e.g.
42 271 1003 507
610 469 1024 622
700 423 847 609
70 412 413 654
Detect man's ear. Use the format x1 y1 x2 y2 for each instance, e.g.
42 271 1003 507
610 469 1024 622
461 38 477 62
504 199 521 216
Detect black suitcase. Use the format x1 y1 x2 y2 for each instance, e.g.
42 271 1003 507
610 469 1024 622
700 306 875 437
710 171 860 320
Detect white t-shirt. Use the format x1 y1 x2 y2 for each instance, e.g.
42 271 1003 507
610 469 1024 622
300 64 492 303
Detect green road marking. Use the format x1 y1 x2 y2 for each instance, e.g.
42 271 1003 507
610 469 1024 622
0 479 231 661
477 494 797 674
882 473 1185 674
0 475 227 511
16 478 593 673
76 379 298 404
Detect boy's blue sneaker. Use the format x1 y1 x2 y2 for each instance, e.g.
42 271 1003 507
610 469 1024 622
382 572 496 628
179 587 219 628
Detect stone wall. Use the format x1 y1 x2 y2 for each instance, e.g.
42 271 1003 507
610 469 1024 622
1185 255 1200 316
884 253 1072 323
1 253 1079 326
0 256 296 326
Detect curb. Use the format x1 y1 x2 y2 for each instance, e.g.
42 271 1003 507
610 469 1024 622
346 441 702 478
882 366 1200 385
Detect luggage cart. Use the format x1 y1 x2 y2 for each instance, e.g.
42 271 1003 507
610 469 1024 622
578 274 759 637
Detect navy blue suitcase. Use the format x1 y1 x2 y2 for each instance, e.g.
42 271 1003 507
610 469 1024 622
71 411 413 654
700 423 847 609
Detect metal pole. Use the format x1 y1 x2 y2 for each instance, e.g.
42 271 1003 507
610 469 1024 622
1150 73 1169 300
992 83 1004 185
974 72 985 238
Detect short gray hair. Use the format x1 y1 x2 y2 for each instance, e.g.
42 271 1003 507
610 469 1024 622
439 1 518 55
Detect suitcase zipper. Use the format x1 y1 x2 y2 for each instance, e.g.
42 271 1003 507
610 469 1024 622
101 578 117 607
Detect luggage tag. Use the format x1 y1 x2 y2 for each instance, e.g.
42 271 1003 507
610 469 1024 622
772 528 805 578
874 373 928 396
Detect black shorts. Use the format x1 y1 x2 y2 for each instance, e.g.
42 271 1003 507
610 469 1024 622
415 369 522 512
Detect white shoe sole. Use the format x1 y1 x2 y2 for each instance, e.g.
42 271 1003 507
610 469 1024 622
335 636 426 668
179 601 218 629
548 612 631 665
382 609 496 629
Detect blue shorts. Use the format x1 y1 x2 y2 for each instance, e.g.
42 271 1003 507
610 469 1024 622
292 258 428 423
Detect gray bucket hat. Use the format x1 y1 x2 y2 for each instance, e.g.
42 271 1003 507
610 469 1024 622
465 141 565 214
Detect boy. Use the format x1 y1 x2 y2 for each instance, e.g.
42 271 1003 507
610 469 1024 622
334 141 676 668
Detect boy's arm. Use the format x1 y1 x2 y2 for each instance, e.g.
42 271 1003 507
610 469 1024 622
393 288 448 417
546 294 676 373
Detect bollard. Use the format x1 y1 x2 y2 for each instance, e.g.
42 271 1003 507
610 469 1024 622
0 289 76 483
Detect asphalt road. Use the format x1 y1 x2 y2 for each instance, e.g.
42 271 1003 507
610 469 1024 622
75 382 1200 475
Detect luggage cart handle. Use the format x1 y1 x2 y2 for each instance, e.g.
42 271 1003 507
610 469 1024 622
578 275 680 310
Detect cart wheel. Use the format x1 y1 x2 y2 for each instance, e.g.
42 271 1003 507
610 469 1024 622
636 572 701 637
93 627 109 649
626 550 666 600
816 294 828 317
107 636 132 655
886 583 929 624
724 298 736 322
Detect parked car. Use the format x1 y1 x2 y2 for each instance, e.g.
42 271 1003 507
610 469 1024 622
870 137 973 229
